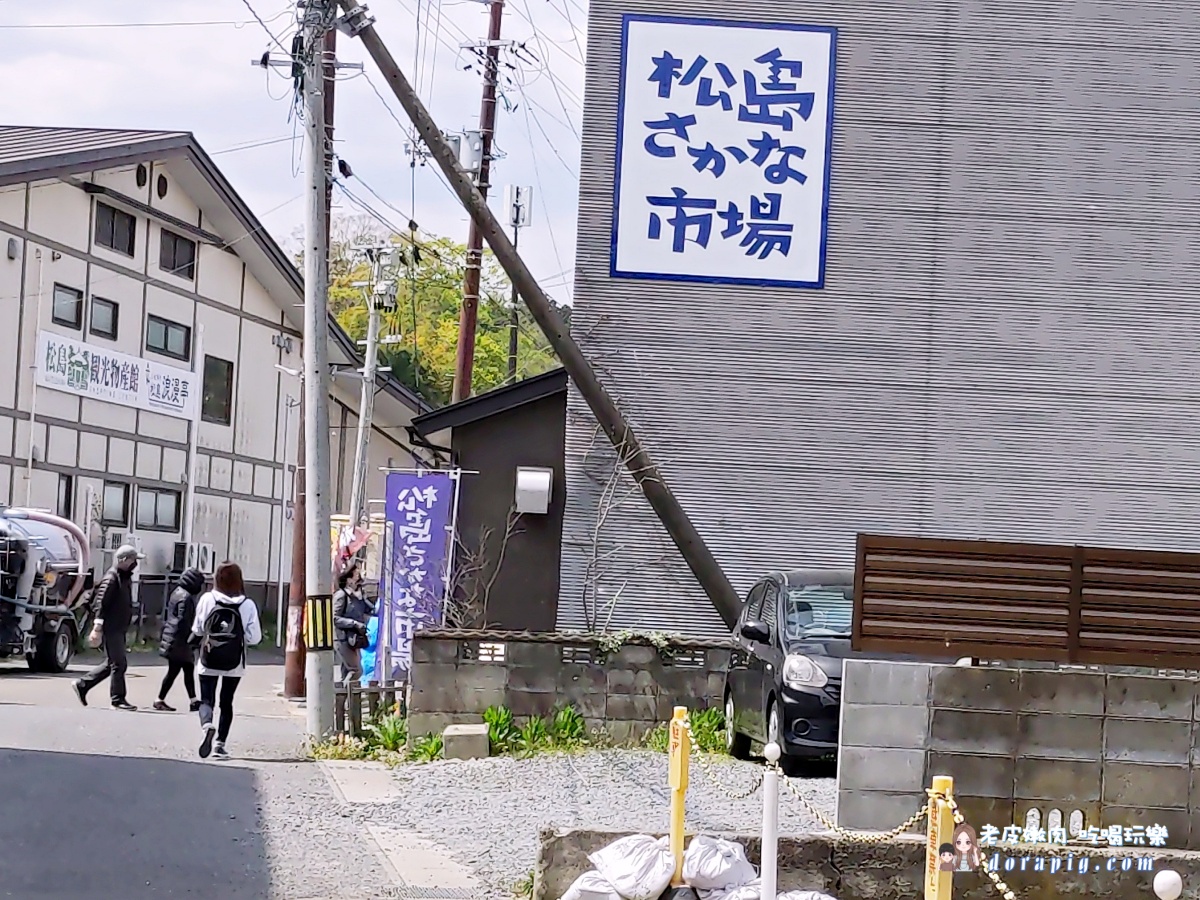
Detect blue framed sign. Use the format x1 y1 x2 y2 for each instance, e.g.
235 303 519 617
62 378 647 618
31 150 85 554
610 14 838 290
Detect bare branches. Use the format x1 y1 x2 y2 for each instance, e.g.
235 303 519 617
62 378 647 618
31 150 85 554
444 506 524 629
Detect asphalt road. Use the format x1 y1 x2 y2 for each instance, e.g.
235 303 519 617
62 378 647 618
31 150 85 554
0 649 393 900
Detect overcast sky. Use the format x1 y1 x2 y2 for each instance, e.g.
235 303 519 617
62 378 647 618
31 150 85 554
0 0 585 304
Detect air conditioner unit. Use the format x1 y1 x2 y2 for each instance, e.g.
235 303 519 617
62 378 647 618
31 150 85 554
186 542 200 570
106 531 127 551
197 543 215 576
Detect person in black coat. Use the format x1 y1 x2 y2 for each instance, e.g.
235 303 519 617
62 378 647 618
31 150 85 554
73 545 142 710
154 567 205 711
332 562 372 685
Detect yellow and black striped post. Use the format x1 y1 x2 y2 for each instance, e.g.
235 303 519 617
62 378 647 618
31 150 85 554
303 594 335 651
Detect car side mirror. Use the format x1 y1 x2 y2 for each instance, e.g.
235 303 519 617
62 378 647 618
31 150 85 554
741 620 770 644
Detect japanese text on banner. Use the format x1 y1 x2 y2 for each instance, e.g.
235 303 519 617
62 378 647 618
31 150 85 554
613 15 836 287
384 472 455 680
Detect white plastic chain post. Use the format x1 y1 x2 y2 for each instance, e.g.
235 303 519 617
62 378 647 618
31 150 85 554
762 742 781 899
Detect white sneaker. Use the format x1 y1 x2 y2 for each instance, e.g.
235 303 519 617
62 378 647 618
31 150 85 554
199 723 216 759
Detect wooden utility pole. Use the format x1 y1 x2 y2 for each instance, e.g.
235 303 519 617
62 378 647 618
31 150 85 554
284 25 338 699
451 0 505 404
334 2 744 628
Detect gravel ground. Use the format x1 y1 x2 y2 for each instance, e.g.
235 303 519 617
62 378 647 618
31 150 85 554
369 750 838 898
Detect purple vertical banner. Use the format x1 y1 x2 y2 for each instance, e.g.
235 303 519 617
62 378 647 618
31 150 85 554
384 471 455 682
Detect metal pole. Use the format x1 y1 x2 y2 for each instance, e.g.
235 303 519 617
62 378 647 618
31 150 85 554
348 263 382 529
183 324 205 546
24 249 44 505
302 0 336 738
452 0 505 404
506 225 519 382
334 1 744 628
761 742 781 900
440 468 463 625
275 397 295 649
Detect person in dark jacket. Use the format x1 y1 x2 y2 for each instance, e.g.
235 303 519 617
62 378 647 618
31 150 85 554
332 562 372 685
73 544 143 710
154 567 205 712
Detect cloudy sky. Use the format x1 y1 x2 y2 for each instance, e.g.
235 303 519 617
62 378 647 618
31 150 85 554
0 0 585 304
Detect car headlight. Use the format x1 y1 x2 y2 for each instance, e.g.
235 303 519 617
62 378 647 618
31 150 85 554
782 654 827 689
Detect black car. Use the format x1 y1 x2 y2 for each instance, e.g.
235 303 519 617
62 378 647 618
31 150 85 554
723 568 854 774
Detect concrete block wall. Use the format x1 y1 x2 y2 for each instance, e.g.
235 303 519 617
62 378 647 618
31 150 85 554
406 635 730 742
838 660 1200 850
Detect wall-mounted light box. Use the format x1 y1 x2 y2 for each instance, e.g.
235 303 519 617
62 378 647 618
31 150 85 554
515 466 553 515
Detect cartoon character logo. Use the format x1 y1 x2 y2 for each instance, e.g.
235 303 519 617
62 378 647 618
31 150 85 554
938 843 956 872
953 823 982 871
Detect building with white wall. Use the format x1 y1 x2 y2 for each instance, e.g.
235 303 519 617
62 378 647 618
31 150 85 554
0 126 430 617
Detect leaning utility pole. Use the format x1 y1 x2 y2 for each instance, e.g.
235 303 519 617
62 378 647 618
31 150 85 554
451 0 505 404
347 247 398 528
284 21 339 700
300 0 336 737
334 2 744 628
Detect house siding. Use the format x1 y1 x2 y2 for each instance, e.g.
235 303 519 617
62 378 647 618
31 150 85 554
558 0 1200 638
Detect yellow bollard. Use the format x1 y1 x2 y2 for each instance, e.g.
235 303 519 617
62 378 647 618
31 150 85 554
925 775 955 900
668 706 691 887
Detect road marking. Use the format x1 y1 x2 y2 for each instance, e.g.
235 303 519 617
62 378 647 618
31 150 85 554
366 825 479 899
319 759 401 803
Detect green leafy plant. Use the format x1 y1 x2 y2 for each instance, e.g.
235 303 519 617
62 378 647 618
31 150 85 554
549 706 586 746
310 734 372 760
688 707 727 754
484 704 518 754
594 629 678 663
512 871 534 898
409 733 444 762
643 724 670 753
364 713 408 753
517 716 550 755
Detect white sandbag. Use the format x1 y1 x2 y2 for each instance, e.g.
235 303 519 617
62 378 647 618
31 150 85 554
683 836 758 891
560 870 622 900
778 891 839 900
697 882 761 900
588 834 675 900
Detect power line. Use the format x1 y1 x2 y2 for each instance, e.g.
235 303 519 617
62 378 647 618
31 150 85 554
0 17 283 29
239 0 295 53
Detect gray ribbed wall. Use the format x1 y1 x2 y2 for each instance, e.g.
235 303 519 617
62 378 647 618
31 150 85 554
558 0 1200 638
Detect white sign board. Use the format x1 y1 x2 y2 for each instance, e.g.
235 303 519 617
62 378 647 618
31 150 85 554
612 14 837 289
36 330 198 420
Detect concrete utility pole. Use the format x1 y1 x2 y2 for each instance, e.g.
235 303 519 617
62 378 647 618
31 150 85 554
347 247 398 529
283 20 339 700
334 2 744 629
505 185 531 382
301 0 336 737
451 0 505 404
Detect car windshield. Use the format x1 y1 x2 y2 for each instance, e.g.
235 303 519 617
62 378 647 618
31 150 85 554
784 585 853 640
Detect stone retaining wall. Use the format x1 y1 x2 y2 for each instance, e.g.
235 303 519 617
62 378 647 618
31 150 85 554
407 633 731 741
536 828 1200 900
839 660 1200 849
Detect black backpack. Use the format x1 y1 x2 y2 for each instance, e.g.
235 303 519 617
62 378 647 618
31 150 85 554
199 597 246 671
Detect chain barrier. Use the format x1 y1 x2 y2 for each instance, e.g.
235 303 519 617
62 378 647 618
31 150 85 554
780 771 930 843
938 790 1018 900
681 715 765 801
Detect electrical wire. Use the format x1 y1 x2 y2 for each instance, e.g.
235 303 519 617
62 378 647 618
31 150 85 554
239 0 294 53
0 16 289 29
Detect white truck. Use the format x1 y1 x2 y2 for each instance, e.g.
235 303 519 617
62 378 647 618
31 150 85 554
0 506 92 672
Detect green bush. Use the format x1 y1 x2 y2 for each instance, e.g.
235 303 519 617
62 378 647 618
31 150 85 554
688 707 726 753
484 705 518 754
364 713 408 753
410 733 444 762
550 706 586 746
518 716 551 756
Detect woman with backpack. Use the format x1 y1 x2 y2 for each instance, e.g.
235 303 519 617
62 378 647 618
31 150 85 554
154 567 205 712
190 561 262 760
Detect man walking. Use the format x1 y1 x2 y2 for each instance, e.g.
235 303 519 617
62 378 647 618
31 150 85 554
73 544 143 710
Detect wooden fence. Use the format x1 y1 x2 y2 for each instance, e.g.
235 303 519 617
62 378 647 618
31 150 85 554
333 682 405 737
853 533 1200 667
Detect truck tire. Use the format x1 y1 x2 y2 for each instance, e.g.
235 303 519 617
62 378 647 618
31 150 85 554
34 625 74 673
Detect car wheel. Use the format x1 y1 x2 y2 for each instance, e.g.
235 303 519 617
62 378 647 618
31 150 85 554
765 700 804 777
724 691 750 759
